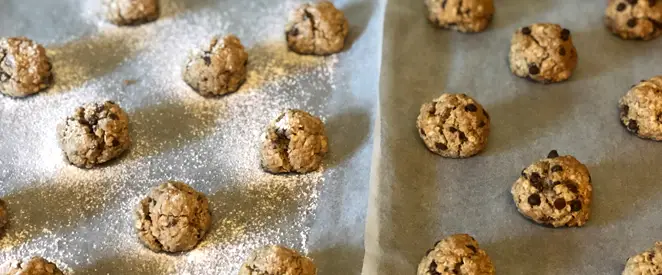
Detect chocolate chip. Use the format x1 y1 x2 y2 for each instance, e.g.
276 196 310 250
478 121 486 127
621 105 630 117
521 27 531 35
108 113 119 120
288 27 299 36
649 0 656 6
442 0 448 9
112 139 120 147
466 245 477 253
203 55 211 66
627 119 639 133
565 182 579 193
627 0 638 4
551 165 563 172
465 104 478 112
528 64 540 75
483 109 490 119
528 194 541 206
570 200 582 212
560 29 571 41
449 127 457 133
436 143 448 151
657 112 662 123
617 2 627 11
420 128 426 136
627 18 637 28
547 150 559 158
559 47 566 56
554 198 566 210
429 105 436 115
530 172 543 190
0 72 10 82
429 261 440 275
453 262 462 274
202 77 208 82
459 132 468 142
552 181 561 187
521 169 528 179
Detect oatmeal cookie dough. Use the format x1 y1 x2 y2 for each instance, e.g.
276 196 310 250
260 109 328 174
57 101 131 168
182 35 248 97
0 37 52 97
424 0 495 33
623 242 662 275
416 93 490 158
135 181 211 253
285 1 349 55
511 150 593 227
0 256 63 275
509 23 578 83
239 245 316 275
605 0 662 40
619 76 662 141
104 0 159 26
417 234 495 275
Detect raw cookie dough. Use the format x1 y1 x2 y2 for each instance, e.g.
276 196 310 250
417 234 495 275
605 0 662 40
619 76 662 141
135 181 211 253
182 35 248 97
0 37 52 97
424 0 495 33
285 1 349 55
239 245 316 275
57 101 131 168
260 109 328 174
509 23 578 83
623 242 662 275
511 150 593 227
0 199 7 234
416 93 490 158
104 0 159 26
0 256 63 275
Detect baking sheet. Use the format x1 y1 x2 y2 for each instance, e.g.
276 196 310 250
364 0 662 274
0 0 382 274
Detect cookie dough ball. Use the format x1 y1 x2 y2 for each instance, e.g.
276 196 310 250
0 200 8 234
416 93 490 158
57 101 131 168
605 0 662 40
418 234 495 275
0 37 52 97
619 76 662 141
104 0 159 26
424 0 495 33
182 35 248 97
509 23 578 83
0 256 63 275
511 150 593 227
260 109 328 174
285 1 349 55
239 245 316 275
135 181 211 253
623 242 662 275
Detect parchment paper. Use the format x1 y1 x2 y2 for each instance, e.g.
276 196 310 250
364 0 662 274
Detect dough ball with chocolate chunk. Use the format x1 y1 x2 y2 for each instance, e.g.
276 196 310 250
182 35 248 97
509 23 578 83
135 181 211 253
0 37 52 97
239 245 316 275
104 0 159 26
418 234 495 275
511 150 593 227
57 101 131 168
605 0 662 40
0 256 64 275
260 109 328 174
425 0 495 33
623 241 662 275
619 76 662 141
416 93 490 158
285 1 349 55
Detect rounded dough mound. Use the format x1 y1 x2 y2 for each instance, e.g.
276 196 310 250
416 93 490 158
135 181 211 253
0 37 52 97
417 234 495 275
260 109 328 174
605 0 662 40
623 242 662 275
57 101 131 168
424 0 495 33
182 35 248 97
619 76 662 141
509 23 578 83
511 150 593 227
285 1 349 55
239 245 316 275
104 0 159 26
0 256 63 275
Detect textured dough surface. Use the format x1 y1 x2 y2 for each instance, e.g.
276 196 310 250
182 35 248 96
623 242 662 275
285 1 349 55
605 0 662 40
239 245 317 275
0 257 63 275
424 0 495 32
104 0 159 26
0 37 52 97
619 76 662 141
417 234 495 275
